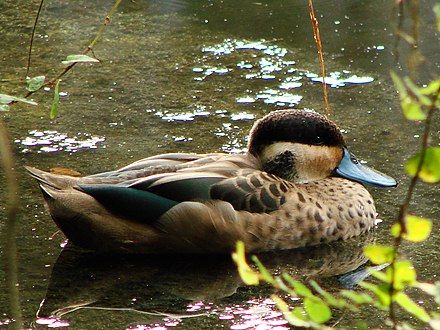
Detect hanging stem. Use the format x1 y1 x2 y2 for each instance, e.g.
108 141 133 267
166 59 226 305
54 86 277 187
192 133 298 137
308 0 330 117
26 0 45 78
24 0 123 98
0 119 22 330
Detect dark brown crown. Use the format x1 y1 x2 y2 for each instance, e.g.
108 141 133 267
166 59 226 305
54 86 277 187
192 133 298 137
248 110 345 156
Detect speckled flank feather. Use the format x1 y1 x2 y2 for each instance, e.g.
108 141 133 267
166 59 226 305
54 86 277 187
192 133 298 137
26 109 394 254
150 177 376 253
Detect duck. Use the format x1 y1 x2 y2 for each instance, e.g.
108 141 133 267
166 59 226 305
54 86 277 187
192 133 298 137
26 109 397 254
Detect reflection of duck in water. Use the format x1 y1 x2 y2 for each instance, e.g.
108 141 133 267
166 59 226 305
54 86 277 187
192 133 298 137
27 110 396 253
37 235 375 320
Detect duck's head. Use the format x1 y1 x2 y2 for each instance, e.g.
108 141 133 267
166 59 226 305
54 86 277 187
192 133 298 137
248 109 397 187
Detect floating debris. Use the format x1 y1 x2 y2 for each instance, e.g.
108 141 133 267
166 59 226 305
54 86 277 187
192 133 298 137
155 106 211 122
198 39 296 84
16 130 105 153
306 71 374 88
172 136 193 142
197 39 374 97
193 66 232 81
279 76 302 90
236 96 256 104
230 112 255 121
256 88 302 107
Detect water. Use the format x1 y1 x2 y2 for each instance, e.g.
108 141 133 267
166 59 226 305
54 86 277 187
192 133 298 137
1 0 439 329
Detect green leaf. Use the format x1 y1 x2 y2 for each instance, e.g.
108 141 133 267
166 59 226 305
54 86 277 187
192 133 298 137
50 80 60 120
404 76 432 106
274 276 292 293
391 260 417 289
401 95 427 120
420 79 440 95
0 93 37 105
406 147 440 183
281 274 312 296
62 54 100 65
391 215 432 242
364 245 395 264
340 290 373 305
304 296 332 323
391 72 430 120
26 75 46 92
359 282 391 308
370 268 390 283
0 104 9 111
251 256 274 284
309 280 344 307
391 71 408 98
232 241 260 285
271 295 311 327
394 291 430 322
434 3 440 31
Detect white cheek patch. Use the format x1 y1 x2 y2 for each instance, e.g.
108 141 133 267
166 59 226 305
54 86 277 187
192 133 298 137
260 142 343 183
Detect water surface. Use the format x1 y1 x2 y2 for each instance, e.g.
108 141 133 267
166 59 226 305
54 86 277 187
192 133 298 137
1 0 439 329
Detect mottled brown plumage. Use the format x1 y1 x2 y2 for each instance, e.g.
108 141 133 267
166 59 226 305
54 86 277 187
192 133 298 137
26 110 396 253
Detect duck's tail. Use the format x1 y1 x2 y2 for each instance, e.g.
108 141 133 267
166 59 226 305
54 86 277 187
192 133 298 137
25 166 79 197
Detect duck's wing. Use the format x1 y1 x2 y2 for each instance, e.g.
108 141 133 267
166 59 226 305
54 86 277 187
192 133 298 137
78 153 289 218
77 171 228 222
209 172 293 213
75 155 255 222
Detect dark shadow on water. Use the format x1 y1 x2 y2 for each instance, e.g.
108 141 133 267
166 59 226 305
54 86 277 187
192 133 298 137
37 232 377 323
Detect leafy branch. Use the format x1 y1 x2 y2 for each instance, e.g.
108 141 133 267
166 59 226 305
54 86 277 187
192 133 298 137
1 1 123 328
1 0 123 115
233 236 440 329
232 2 440 330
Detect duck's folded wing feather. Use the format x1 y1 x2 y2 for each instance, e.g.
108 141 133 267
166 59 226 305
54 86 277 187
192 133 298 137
210 172 292 213
85 153 224 180
76 172 228 222
115 153 208 172
75 184 178 222
128 172 227 201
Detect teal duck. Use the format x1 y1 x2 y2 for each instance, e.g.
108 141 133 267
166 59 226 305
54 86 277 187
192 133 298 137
26 110 397 253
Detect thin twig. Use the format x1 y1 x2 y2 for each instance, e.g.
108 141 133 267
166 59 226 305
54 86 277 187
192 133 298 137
0 119 22 330
408 0 420 81
26 0 45 78
393 0 404 64
23 0 123 99
88 0 123 50
308 0 330 117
